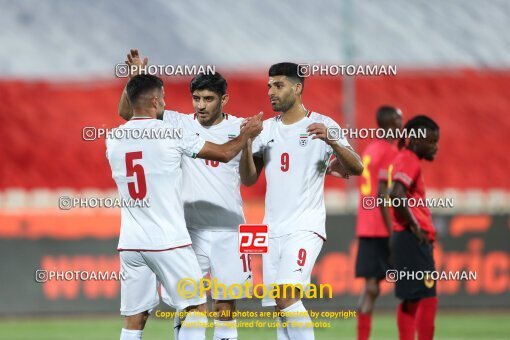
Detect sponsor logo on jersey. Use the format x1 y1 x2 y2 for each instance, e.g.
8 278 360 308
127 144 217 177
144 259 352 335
228 134 236 140
299 133 308 147
238 224 268 254
424 273 435 289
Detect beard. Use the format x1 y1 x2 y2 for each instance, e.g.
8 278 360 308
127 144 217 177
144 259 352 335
271 98 294 113
196 109 222 126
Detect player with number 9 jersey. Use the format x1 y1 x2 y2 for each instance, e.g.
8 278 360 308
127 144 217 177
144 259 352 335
241 63 363 340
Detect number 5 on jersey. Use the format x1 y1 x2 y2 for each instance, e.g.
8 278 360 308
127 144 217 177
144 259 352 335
126 151 147 199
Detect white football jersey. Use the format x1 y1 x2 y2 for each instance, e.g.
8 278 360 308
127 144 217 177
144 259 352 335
252 111 350 239
106 117 205 250
163 110 245 230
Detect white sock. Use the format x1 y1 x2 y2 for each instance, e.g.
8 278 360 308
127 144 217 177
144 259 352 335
213 319 238 340
174 311 182 340
120 328 143 340
281 301 314 340
276 316 291 340
179 311 207 340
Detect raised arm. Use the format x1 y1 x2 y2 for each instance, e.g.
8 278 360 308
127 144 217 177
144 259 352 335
118 49 148 121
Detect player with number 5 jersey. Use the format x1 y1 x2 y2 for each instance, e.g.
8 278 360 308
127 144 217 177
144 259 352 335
118 50 259 340
107 74 262 340
240 63 364 340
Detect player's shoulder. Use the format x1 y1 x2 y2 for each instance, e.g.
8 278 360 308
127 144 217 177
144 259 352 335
309 111 339 126
223 113 242 121
367 139 396 155
394 149 420 167
264 114 282 127
222 113 244 128
163 110 193 124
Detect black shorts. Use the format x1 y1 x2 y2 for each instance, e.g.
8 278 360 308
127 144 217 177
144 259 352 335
355 237 391 280
391 230 437 300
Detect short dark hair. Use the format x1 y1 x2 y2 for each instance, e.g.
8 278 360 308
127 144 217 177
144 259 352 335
398 115 439 149
268 62 305 90
126 74 164 105
376 105 402 127
190 72 227 96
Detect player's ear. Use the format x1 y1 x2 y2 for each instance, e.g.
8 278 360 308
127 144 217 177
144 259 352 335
294 82 303 96
151 96 159 109
221 93 229 106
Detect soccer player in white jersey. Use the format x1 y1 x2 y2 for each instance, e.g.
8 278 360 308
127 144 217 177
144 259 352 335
240 63 364 340
108 74 262 340
118 49 252 340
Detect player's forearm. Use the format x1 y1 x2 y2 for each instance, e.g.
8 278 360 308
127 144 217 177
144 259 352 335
118 84 134 121
331 144 364 176
377 182 393 234
198 133 249 163
222 133 250 162
240 142 258 186
389 189 419 230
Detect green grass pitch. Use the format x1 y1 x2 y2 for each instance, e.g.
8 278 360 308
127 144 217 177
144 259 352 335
2 312 509 339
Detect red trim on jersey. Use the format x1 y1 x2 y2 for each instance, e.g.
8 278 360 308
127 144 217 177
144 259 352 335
131 117 155 120
306 110 312 118
194 113 197 120
117 244 191 252
224 113 229 120
314 232 327 242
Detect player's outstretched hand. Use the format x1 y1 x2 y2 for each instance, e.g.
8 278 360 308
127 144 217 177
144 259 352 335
125 49 148 78
327 157 350 179
242 112 263 139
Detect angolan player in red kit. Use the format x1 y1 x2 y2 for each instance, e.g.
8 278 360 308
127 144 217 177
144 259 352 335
355 106 402 340
389 115 440 340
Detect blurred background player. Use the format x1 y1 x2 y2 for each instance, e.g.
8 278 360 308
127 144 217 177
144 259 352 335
389 115 440 340
355 106 402 340
119 50 254 340
240 62 364 340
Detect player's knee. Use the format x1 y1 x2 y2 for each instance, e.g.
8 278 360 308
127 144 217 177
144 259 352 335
185 302 207 314
275 285 301 309
124 311 149 330
365 281 380 299
214 300 236 321
275 293 300 310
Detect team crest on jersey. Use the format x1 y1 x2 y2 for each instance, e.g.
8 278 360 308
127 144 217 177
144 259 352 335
228 134 236 140
299 133 308 147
